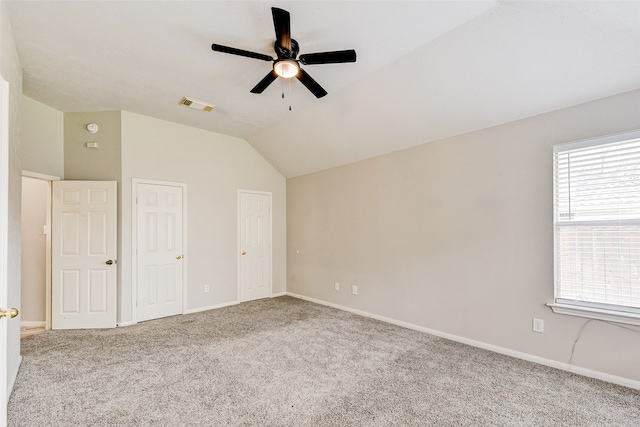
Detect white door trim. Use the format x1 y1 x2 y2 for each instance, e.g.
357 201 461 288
22 171 60 331
131 178 187 324
237 189 273 302
22 171 60 182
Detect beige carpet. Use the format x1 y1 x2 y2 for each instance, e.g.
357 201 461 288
8 296 640 426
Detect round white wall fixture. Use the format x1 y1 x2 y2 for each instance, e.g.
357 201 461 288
86 123 98 133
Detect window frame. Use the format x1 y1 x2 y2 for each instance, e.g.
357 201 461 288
549 129 640 326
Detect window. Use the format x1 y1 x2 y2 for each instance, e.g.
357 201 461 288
550 130 640 326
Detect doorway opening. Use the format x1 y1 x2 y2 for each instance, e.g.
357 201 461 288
20 171 59 334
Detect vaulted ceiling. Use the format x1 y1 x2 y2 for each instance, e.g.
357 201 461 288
6 1 640 177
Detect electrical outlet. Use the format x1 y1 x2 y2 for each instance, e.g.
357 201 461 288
533 318 544 333
334 282 340 291
352 285 358 295
204 284 210 293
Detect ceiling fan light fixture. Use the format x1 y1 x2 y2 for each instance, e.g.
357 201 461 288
273 60 299 78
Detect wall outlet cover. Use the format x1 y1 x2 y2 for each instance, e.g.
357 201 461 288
533 318 544 333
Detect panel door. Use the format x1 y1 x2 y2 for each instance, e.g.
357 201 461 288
0 74 10 426
137 183 183 322
52 181 117 329
239 192 271 302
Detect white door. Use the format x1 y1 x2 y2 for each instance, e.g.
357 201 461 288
136 183 183 322
0 222 6 425
52 181 117 329
239 191 272 302
0 239 7 427
0 74 11 427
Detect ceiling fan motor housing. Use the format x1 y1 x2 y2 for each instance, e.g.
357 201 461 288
276 39 299 60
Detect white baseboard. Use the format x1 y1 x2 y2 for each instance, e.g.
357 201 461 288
117 321 136 328
184 300 238 314
20 321 45 328
118 301 241 326
7 355 22 403
271 292 286 298
286 292 640 391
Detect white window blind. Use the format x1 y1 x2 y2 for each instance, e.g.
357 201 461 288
553 131 640 316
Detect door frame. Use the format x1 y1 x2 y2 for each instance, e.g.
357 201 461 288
22 171 60 331
237 189 273 302
131 178 187 324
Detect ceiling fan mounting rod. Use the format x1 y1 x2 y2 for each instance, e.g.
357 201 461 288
276 39 299 60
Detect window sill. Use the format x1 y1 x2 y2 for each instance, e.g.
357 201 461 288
547 303 640 327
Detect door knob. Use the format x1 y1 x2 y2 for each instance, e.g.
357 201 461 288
105 259 114 265
0 307 18 319
176 255 182 260
241 251 246 255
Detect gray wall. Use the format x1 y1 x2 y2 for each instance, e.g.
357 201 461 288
24 106 287 327
287 89 640 384
120 111 286 324
64 111 121 182
21 96 63 178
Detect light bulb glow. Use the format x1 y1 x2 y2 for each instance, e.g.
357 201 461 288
274 60 299 78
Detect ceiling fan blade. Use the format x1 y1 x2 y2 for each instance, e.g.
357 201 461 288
299 49 357 65
296 69 327 98
211 44 273 62
250 70 279 94
272 7 291 52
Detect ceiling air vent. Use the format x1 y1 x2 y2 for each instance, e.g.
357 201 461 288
179 97 215 112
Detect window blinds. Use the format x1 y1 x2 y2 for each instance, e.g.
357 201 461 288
554 133 640 312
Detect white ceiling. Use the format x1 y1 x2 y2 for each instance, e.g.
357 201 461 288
6 1 640 178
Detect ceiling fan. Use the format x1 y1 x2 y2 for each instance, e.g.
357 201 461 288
211 7 356 99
